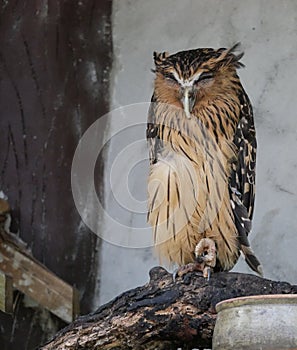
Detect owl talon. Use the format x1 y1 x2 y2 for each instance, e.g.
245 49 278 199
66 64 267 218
195 238 216 279
174 262 204 280
172 268 178 282
203 266 212 280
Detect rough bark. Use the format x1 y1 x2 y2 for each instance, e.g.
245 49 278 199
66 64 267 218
40 267 297 350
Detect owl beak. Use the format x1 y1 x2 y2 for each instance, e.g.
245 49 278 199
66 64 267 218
181 87 196 119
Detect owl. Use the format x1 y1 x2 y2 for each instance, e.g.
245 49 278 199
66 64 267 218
147 44 263 279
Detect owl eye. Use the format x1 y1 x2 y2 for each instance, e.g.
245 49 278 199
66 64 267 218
164 73 177 81
164 74 179 86
197 71 214 82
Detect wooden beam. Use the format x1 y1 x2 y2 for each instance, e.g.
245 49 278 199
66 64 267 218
0 239 79 323
0 270 13 313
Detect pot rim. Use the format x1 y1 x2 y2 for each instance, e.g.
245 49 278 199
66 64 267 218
216 294 297 313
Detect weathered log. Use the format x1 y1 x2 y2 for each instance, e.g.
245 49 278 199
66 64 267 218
40 267 297 350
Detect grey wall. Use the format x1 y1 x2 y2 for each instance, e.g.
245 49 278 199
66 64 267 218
99 0 297 304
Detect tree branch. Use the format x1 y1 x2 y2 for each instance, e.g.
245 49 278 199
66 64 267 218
40 267 297 350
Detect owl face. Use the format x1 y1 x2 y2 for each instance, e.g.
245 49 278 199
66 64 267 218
153 44 244 118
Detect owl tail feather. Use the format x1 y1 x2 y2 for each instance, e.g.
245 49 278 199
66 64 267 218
241 244 263 277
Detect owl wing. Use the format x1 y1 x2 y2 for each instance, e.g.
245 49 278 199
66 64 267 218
232 89 257 220
147 94 162 165
230 89 262 275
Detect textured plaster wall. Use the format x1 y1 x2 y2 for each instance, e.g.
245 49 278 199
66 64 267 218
99 0 297 304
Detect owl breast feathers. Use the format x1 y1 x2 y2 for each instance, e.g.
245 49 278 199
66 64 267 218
147 44 263 276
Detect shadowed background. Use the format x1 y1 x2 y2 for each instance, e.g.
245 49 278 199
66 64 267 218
1 0 297 349
0 1 112 348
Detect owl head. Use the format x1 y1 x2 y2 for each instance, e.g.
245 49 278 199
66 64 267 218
152 43 244 118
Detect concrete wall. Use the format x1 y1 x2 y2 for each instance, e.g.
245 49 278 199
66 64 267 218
99 0 297 304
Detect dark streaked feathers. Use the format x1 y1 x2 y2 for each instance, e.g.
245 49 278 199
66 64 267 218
147 44 262 275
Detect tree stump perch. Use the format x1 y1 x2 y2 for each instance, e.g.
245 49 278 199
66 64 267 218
40 267 297 350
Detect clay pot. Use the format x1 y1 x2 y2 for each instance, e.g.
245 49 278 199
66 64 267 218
213 294 297 350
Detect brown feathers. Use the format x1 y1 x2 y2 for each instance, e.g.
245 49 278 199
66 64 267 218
147 45 262 275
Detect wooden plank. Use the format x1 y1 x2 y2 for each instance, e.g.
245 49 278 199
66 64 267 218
0 241 79 323
0 270 13 313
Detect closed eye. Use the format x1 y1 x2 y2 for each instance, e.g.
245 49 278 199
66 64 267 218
164 73 180 87
164 73 178 81
197 71 214 81
193 71 214 87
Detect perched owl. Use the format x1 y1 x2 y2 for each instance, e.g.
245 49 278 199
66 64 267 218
147 44 263 278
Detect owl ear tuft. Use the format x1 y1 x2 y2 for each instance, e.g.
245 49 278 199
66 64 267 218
217 43 245 69
226 42 245 68
153 51 169 66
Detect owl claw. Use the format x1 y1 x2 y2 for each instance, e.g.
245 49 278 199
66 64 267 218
195 238 217 280
172 268 178 282
172 262 204 281
172 238 217 281
204 266 212 280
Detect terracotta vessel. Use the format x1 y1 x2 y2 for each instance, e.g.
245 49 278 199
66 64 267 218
213 294 297 350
